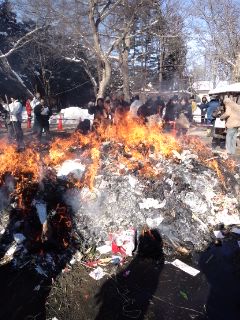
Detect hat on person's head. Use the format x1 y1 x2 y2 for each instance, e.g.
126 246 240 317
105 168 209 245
105 96 111 102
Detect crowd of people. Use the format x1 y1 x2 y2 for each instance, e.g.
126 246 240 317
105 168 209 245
77 92 193 137
0 90 240 156
0 93 52 150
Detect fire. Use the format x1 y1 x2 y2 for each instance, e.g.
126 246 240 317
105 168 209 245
0 117 234 208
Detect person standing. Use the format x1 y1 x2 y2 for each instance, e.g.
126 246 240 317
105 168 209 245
175 97 192 136
199 96 208 123
220 97 240 155
34 98 52 141
129 95 143 118
163 96 179 132
30 92 41 133
8 97 24 149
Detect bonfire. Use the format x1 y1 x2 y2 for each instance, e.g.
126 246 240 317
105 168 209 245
0 116 239 275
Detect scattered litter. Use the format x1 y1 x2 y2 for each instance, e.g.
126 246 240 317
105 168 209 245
111 255 123 265
139 198 166 210
96 244 112 255
128 175 138 188
34 285 41 291
5 244 17 257
110 229 135 257
231 227 240 235
179 290 188 300
70 258 76 265
32 200 47 224
213 230 225 239
89 267 106 280
98 257 112 266
146 216 164 228
171 259 200 277
205 254 214 264
35 265 48 277
56 159 85 179
0 229 5 234
123 270 131 277
13 233 26 244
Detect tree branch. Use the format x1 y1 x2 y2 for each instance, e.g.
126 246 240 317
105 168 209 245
0 26 45 59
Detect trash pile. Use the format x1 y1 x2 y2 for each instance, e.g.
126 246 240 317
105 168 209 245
0 120 239 277
62 143 240 257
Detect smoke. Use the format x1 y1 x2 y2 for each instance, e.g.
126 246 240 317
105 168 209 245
0 175 14 211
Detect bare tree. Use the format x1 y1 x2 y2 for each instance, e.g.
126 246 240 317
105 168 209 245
191 0 240 82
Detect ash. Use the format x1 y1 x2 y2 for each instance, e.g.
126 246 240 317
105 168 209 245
64 144 240 254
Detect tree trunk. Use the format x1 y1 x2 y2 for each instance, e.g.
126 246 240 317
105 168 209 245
233 53 240 82
89 2 112 99
119 37 130 102
97 58 112 98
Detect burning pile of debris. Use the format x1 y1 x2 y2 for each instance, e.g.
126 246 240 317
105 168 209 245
0 118 239 275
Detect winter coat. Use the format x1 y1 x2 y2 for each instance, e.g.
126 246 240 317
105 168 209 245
163 102 178 122
9 100 23 122
137 102 158 118
30 97 40 110
88 105 104 120
176 104 193 122
34 104 52 126
220 98 240 129
206 99 220 122
25 99 32 116
130 100 142 117
175 104 192 129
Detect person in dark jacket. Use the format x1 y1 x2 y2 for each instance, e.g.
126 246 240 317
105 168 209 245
88 98 104 120
76 119 91 135
153 96 165 118
163 96 179 132
206 97 220 124
137 98 155 121
175 97 192 136
199 96 208 123
34 99 52 141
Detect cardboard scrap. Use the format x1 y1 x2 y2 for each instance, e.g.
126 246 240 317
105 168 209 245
171 259 200 277
89 267 106 280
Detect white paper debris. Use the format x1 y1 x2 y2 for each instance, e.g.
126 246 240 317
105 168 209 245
89 267 106 280
139 198 166 210
128 175 138 188
13 233 26 244
231 227 240 235
171 259 200 277
213 230 225 239
35 265 48 277
34 285 41 291
0 229 5 235
146 216 164 227
96 245 112 255
57 159 85 178
32 200 47 224
70 258 76 265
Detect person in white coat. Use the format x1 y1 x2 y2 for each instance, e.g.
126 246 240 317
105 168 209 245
129 95 142 117
30 92 41 133
8 97 24 149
